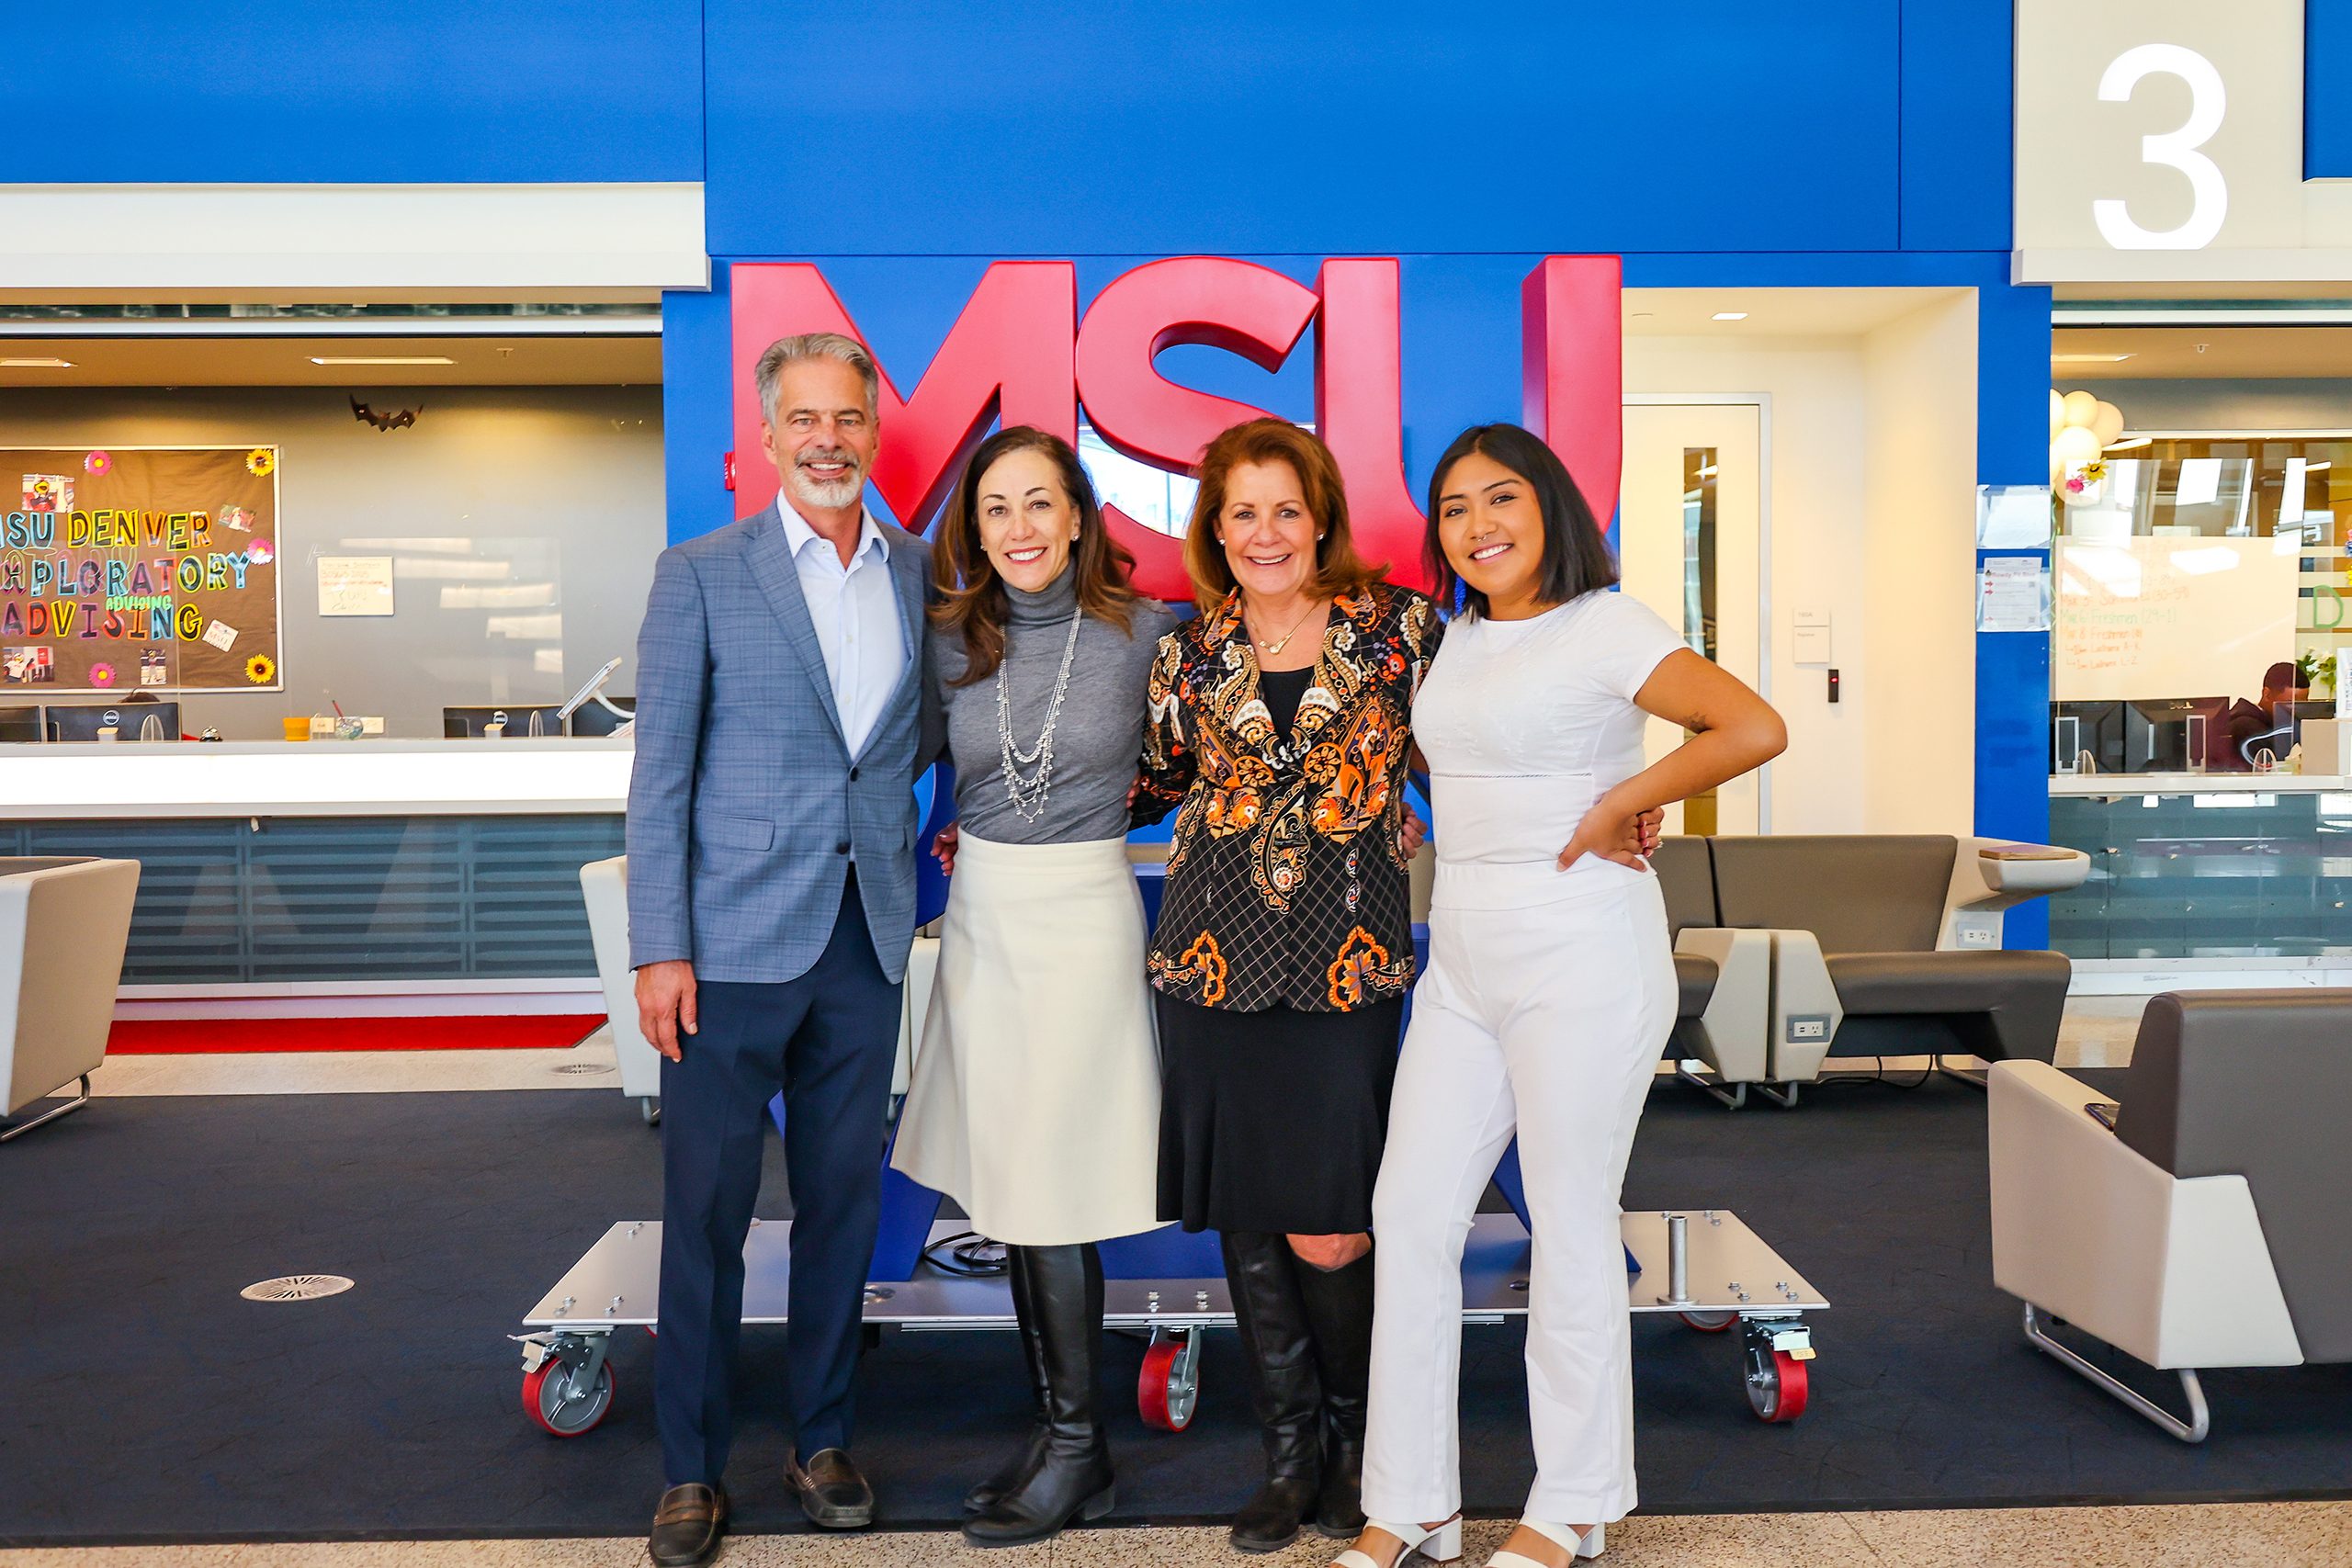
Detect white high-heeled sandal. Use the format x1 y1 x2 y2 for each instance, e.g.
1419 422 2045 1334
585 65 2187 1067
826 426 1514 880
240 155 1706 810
1489 1517 1606 1563
1329 1514 1464 1568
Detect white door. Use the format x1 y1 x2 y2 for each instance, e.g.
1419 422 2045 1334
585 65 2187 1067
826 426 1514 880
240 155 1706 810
1618 401 1766 834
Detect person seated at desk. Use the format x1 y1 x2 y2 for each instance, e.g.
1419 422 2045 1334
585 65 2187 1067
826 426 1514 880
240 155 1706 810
2213 661 2305 770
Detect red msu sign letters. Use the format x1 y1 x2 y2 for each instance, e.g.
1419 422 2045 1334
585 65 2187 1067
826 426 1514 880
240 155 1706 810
729 255 1621 601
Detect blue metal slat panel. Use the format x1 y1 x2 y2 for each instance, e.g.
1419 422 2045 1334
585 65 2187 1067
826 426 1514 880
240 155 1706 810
27 818 249 984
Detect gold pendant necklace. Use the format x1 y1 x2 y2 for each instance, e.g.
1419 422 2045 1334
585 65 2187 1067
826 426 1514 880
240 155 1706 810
1251 599 1322 659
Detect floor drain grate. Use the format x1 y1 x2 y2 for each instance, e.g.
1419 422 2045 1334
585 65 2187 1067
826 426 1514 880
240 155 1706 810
551 1062 615 1077
241 1275 355 1303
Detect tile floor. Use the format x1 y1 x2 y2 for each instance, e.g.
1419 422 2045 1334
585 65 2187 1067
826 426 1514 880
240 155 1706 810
5 1501 2350 1567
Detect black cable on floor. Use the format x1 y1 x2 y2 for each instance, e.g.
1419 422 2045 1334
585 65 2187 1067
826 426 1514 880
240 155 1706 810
921 1230 1009 1277
1806 1055 1934 1091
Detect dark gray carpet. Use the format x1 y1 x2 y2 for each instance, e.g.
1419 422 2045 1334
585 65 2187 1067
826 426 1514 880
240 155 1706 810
2 1070 2346 1547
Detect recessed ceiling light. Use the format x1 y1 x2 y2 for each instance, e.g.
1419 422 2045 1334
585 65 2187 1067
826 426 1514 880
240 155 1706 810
308 355 457 367
2051 353 2134 363
1711 311 1748 321
0 357 74 368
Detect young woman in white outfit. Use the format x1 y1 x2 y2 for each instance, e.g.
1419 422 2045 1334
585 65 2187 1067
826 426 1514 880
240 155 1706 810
1333 424 1785 1568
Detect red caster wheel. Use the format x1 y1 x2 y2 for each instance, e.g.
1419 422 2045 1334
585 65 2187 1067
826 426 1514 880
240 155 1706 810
1679 1311 1737 1333
524 1354 616 1437
1137 1326 1201 1432
1744 1340 1809 1423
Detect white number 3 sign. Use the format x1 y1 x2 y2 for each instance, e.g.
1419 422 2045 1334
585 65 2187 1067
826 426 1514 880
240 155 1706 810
2093 42 2228 250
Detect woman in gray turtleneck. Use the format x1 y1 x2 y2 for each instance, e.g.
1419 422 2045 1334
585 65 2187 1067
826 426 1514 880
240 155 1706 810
889 426 1175 1549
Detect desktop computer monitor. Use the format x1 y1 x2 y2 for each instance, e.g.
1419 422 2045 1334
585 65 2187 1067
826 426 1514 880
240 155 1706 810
2124 697 2226 773
0 705 43 742
45 702 179 741
444 704 564 739
2052 701 2124 773
565 696 635 738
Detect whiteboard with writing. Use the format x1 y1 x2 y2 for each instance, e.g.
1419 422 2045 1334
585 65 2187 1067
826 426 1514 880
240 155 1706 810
2055 536 2299 701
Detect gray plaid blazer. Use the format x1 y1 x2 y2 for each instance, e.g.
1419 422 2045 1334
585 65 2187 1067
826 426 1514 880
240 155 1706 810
625 501 938 985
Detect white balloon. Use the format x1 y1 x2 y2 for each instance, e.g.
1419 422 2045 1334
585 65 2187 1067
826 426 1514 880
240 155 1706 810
2062 389 2100 429
2050 389 2065 440
2091 401 2125 446
2053 424 2103 466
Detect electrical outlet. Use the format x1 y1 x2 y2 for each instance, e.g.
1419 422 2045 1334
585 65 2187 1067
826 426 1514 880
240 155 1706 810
1953 914 1999 948
1959 925 1996 947
1787 1014 1830 1043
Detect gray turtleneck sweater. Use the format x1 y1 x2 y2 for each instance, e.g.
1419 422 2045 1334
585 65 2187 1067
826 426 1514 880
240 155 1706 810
931 568 1178 845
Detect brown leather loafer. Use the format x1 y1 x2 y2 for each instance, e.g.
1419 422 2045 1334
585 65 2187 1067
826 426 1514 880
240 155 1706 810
649 1482 727 1567
786 1446 876 1529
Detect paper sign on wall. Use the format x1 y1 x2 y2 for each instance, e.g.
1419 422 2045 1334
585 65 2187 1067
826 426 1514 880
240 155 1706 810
0 445 282 693
1978 557 2052 633
317 555 395 617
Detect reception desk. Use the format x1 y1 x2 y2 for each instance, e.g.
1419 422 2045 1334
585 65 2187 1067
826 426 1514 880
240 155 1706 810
2047 772 2352 963
0 739 631 993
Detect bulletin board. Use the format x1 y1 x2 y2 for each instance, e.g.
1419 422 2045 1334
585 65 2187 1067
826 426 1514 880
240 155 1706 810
0 446 282 694
2054 535 2298 702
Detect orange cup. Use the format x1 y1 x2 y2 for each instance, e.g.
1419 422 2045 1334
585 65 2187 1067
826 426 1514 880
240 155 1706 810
281 716 311 742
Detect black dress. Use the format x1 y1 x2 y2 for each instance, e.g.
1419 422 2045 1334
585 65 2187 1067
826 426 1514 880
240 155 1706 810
1135 592 1437 1237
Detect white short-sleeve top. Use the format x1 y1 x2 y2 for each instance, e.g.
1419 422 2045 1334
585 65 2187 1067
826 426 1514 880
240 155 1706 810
1411 589 1687 867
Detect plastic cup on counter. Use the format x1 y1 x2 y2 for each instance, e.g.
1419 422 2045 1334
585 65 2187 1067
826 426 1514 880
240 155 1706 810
281 716 311 743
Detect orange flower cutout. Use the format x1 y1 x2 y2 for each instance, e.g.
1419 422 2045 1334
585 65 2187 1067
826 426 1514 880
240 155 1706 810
1180 931 1229 1005
1327 927 1393 1008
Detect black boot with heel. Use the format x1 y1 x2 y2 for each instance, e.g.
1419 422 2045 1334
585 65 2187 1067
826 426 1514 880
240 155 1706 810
964 1242 1047 1516
1221 1230 1326 1553
1294 1243 1375 1539
963 1242 1116 1548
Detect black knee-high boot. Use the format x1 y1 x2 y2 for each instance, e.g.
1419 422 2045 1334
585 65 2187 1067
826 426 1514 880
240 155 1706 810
1221 1230 1324 1553
1293 1245 1374 1538
964 1242 1048 1515
963 1243 1115 1547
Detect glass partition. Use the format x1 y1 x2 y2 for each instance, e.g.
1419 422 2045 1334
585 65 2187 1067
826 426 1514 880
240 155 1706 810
2052 434 2350 777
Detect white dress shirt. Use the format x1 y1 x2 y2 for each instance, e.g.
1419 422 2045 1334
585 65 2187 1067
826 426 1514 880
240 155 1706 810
776 501 906 760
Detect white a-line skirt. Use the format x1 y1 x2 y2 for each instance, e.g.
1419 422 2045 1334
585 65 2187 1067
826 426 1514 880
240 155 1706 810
889 829 1165 1247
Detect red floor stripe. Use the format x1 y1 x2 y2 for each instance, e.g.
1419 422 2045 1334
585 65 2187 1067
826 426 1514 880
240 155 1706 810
107 1015 606 1055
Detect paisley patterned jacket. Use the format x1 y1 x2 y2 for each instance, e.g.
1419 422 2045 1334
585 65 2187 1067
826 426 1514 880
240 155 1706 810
1133 582 1442 1013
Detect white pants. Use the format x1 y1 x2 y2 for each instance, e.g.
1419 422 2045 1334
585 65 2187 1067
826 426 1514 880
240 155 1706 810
1362 859 1677 1526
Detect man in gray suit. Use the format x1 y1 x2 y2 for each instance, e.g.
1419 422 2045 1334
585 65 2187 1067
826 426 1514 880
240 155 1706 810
628 333 936 1566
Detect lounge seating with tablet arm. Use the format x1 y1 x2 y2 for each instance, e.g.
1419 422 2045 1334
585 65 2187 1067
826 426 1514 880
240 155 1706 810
1988 990 2352 1440
0 856 141 1143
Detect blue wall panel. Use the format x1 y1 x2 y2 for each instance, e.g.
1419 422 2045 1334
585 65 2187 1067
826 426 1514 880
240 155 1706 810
704 1 1902 258
2311 0 2352 177
4 2 702 183
1899 0 2015 252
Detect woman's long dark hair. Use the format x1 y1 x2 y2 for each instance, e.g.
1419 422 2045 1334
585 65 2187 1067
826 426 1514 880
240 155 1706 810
1422 423 1617 618
932 425 1139 684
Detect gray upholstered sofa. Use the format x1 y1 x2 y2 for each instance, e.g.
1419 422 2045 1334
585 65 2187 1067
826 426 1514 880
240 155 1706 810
1657 833 2086 1108
0 856 141 1142
1990 991 2351 1440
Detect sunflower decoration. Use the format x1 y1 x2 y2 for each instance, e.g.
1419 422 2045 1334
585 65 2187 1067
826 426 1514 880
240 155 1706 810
244 653 277 685
84 449 111 477
245 447 277 477
89 661 117 687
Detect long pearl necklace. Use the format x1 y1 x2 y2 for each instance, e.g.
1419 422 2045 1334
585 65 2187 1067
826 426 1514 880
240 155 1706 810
996 602 1085 822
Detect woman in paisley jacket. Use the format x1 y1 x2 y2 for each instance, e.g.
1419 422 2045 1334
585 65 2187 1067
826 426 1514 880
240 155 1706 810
1130 418 1438 1554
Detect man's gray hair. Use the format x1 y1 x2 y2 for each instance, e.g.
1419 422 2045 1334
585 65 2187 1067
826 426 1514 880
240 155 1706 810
755 332 880 425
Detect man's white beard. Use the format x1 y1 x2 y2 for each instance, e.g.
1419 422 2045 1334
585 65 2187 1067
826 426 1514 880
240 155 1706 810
786 457 865 512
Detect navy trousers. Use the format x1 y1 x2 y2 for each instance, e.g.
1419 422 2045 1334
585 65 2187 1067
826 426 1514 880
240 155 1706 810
655 872 901 1487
